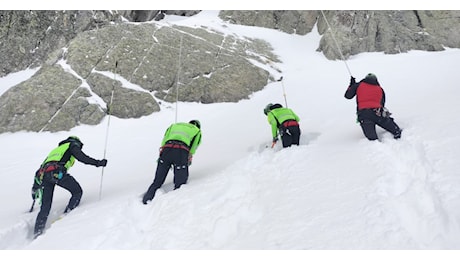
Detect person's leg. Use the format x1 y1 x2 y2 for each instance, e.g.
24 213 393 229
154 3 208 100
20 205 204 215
377 117 402 139
143 151 172 204
57 174 83 213
280 127 293 147
173 149 189 189
360 119 378 141
357 110 379 141
290 126 301 145
34 181 55 237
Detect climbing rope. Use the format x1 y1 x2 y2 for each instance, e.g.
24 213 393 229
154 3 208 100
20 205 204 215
320 10 353 76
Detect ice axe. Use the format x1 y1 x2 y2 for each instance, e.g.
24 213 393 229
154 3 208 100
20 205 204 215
29 199 36 213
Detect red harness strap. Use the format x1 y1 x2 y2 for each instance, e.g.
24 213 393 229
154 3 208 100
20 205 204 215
43 164 59 172
163 143 190 152
282 120 299 127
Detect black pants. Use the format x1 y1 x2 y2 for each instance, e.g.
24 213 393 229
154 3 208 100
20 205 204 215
358 109 402 141
143 147 189 204
280 125 301 148
34 173 82 236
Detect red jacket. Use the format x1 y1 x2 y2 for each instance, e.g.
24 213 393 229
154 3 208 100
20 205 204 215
345 79 385 110
356 82 383 109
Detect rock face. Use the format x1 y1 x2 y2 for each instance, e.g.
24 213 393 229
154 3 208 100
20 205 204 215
219 10 460 59
0 64 105 133
119 10 201 22
1 10 460 133
316 10 460 60
0 17 278 133
219 10 318 35
0 10 122 77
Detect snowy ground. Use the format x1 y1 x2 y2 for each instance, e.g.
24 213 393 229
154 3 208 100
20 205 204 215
1 10 460 258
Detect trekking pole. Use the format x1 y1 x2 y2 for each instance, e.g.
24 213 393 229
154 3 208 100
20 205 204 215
277 76 288 108
99 61 118 200
320 10 353 76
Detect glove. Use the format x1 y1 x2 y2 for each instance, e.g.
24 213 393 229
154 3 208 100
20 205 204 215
188 154 193 166
31 176 41 199
350 76 356 85
97 159 108 167
31 187 37 200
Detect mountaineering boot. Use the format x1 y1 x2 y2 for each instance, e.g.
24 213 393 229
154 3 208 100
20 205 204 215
33 217 46 239
394 129 402 139
33 229 43 239
142 193 153 204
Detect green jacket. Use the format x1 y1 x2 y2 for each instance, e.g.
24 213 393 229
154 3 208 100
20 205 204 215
267 107 300 138
161 122 202 155
42 142 76 170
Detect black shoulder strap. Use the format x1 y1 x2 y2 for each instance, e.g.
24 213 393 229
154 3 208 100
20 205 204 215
59 143 74 166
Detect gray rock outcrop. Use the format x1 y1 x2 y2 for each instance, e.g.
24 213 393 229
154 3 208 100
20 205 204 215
0 10 122 77
219 10 318 35
1 10 460 133
0 64 104 133
316 10 458 60
219 10 460 60
0 20 278 133
119 10 201 22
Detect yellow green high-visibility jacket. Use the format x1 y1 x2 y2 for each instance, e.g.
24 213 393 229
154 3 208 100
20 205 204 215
42 142 76 170
161 122 202 155
41 139 100 170
267 107 300 138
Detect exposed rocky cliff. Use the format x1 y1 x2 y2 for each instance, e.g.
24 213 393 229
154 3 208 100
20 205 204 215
0 16 277 133
219 10 460 59
1 10 459 133
0 10 122 77
119 10 201 22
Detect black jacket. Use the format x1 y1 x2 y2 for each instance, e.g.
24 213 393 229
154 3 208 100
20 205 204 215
58 139 100 167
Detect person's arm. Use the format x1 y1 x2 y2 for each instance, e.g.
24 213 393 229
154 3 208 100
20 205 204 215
344 77 359 99
70 145 103 166
189 131 201 155
267 113 278 138
381 88 386 107
292 110 300 122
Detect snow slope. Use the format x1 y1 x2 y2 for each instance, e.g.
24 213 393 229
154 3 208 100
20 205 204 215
1 11 460 257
